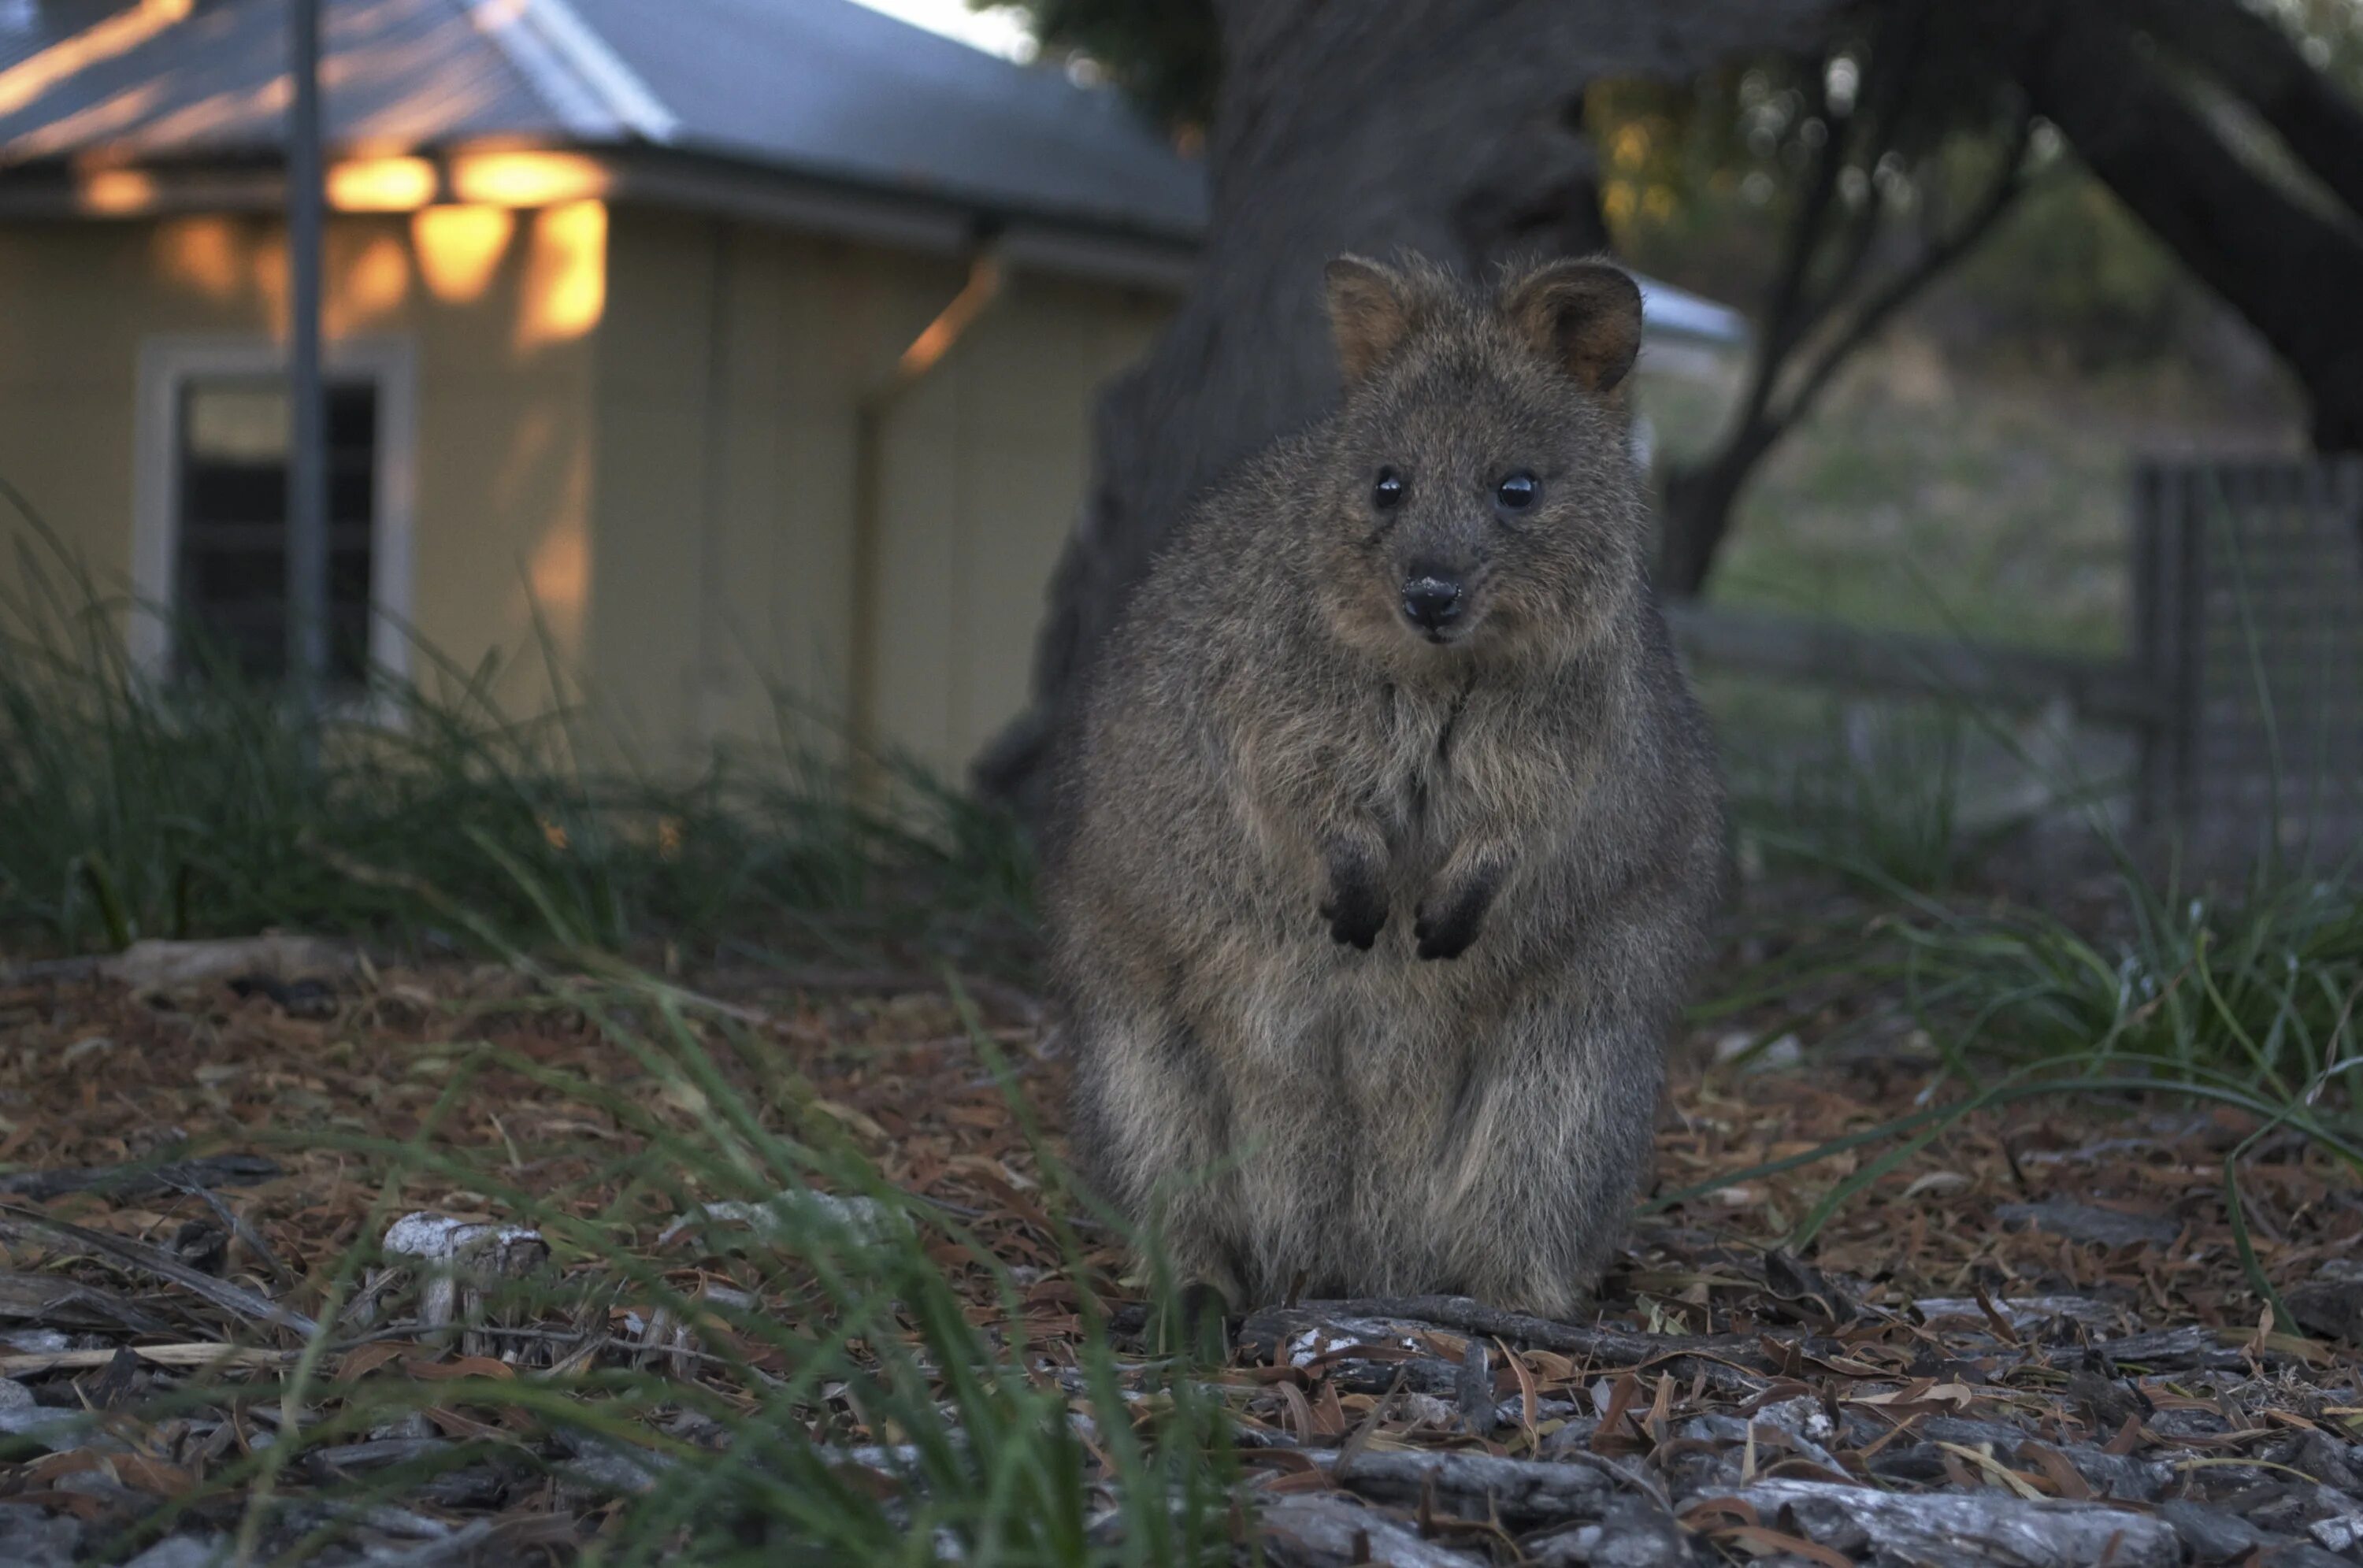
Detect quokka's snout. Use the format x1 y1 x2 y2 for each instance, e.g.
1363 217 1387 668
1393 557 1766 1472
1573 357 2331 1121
1047 250 1725 1320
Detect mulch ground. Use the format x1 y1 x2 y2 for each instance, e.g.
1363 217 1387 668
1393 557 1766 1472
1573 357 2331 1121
0 953 2359 1566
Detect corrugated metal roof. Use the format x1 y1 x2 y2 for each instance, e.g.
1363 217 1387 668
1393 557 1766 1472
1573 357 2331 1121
0 0 1207 242
0 0 561 163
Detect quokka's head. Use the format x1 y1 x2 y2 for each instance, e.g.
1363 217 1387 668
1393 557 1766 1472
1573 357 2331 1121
1312 253 1649 665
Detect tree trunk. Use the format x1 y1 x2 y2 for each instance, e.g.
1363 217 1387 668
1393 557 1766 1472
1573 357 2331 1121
1658 428 1772 598
975 0 1840 817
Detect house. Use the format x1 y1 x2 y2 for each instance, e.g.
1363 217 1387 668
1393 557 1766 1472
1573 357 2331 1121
0 0 1744 778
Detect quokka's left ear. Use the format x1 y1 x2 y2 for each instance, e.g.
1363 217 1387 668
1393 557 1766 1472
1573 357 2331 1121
1324 254 1422 386
1502 259 1643 395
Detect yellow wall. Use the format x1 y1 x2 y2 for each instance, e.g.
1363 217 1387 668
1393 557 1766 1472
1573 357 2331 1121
590 213 1168 777
0 205 1170 781
0 221 150 599
867 259 1170 775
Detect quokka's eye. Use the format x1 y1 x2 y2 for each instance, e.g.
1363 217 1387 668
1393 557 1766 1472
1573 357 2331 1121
1373 468 1406 510
1495 471 1540 513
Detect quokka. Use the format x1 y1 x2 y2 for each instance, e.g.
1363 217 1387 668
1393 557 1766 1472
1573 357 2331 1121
1044 253 1725 1318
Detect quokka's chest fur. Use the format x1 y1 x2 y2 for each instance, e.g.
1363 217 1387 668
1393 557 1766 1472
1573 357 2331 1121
1313 676 1585 884
1367 678 1475 853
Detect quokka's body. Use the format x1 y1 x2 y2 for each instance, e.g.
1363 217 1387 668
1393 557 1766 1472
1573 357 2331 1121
1044 254 1723 1318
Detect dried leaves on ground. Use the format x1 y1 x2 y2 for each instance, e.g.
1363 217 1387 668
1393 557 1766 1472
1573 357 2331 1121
0 953 2357 1565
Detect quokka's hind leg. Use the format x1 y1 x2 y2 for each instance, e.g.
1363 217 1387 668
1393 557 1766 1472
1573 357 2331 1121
1430 1003 1664 1320
1066 1003 1248 1310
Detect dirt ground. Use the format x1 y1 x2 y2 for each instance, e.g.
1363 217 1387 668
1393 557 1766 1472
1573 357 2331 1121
1 955 2359 1564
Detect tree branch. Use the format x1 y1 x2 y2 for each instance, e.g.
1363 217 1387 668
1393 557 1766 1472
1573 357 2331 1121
1654 0 1945 594
1794 0 1936 328
1740 40 1861 428
1769 113 2038 437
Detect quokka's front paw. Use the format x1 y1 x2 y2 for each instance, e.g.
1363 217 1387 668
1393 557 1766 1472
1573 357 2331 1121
1412 884 1493 960
1319 877 1387 950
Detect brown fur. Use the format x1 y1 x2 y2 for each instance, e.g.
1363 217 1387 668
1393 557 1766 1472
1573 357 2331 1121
1043 254 1725 1318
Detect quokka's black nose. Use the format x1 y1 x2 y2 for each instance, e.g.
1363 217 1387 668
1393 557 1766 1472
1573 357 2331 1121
1401 576 1463 632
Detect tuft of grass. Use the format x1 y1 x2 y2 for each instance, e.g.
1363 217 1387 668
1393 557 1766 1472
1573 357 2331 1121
0 522 1033 971
1886 852 2363 1106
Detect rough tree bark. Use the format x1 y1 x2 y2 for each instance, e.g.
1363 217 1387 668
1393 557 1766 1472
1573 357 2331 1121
974 0 1839 816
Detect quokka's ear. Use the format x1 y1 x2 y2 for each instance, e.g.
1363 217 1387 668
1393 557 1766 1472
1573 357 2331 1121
1503 259 1643 395
1324 255 1418 385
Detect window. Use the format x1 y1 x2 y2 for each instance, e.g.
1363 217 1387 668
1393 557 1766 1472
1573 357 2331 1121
173 379 379 684
132 338 414 691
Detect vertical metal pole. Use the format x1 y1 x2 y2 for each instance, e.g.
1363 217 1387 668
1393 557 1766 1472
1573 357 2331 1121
287 0 330 716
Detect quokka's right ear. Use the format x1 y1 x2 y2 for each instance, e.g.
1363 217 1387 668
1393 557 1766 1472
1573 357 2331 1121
1324 255 1417 385
1503 259 1644 395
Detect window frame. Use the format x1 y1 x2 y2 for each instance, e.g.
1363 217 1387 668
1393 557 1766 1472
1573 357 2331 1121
131 334 417 690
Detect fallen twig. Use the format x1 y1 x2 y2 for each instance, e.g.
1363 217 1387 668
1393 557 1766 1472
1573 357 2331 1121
0 1203 319 1336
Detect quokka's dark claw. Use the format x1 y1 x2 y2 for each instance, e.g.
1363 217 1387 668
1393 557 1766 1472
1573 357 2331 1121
1321 881 1387 949
1413 899 1483 960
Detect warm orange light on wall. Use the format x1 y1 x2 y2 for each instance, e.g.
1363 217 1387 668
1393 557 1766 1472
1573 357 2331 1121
0 0 191 120
155 216 245 300
413 205 514 303
452 151 610 209
517 200 608 347
78 168 157 214
254 242 290 337
896 257 1004 381
328 156 438 213
332 233 412 332
492 406 592 662
529 524 590 612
